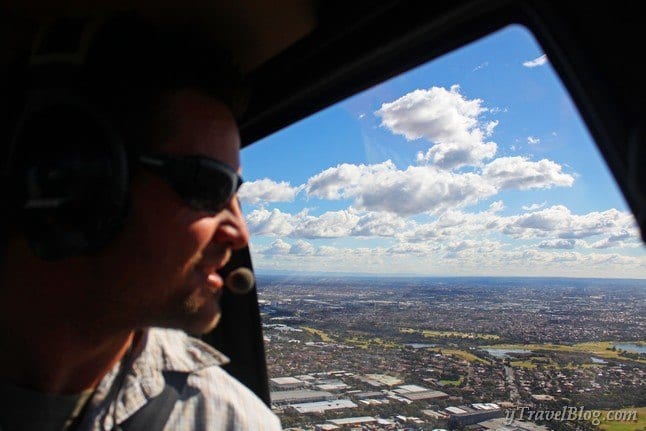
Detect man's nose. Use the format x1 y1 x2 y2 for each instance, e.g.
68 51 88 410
213 197 249 250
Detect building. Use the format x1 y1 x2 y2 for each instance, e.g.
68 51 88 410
289 399 358 414
270 376 305 390
447 403 504 427
531 394 556 402
479 417 549 431
327 416 377 426
354 391 384 399
315 379 349 391
359 373 404 387
422 409 449 420
395 384 449 401
270 389 334 406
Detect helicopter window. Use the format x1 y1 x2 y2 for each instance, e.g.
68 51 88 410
240 24 645 430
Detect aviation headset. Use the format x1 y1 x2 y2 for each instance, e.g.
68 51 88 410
5 17 132 260
4 14 248 262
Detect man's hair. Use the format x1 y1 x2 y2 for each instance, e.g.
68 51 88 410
86 12 248 156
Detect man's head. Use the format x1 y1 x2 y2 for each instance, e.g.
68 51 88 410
2 14 250 335
95 88 250 334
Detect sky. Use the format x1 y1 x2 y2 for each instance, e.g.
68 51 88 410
238 25 646 279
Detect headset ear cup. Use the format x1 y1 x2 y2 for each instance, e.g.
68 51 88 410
12 102 129 260
5 16 132 260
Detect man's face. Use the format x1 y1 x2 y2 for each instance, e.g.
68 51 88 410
97 89 249 335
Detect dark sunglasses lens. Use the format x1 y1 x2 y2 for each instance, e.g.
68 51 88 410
140 154 240 213
182 165 236 212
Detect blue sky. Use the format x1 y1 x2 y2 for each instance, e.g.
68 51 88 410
239 25 646 278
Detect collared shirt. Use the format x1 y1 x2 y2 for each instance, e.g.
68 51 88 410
78 328 281 431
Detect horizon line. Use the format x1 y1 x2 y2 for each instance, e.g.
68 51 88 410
252 270 646 282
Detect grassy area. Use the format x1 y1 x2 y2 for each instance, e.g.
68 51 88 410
598 406 645 431
510 360 536 369
439 378 462 386
429 348 489 364
301 326 334 342
401 328 499 340
345 335 399 350
481 342 645 364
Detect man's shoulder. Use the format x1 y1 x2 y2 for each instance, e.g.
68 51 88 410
146 328 281 431
146 327 230 372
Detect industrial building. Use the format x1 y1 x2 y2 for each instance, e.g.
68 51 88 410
327 416 377 426
288 399 358 414
270 376 305 390
479 417 549 431
394 384 449 401
446 403 504 427
270 389 334 406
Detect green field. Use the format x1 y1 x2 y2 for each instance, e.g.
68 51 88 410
509 360 536 369
301 326 334 342
439 377 463 386
444 348 489 363
598 406 645 431
345 335 399 349
401 328 500 340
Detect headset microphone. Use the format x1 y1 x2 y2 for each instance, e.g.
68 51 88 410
224 267 255 295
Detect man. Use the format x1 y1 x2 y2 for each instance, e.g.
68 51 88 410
0 14 281 431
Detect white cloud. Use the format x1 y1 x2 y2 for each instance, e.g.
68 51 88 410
443 239 502 259
488 107 508 114
513 247 641 273
387 242 439 256
238 179 299 205
415 140 497 169
260 239 317 256
249 208 645 277
245 208 296 236
265 239 291 255
538 239 577 249
400 205 502 243
488 200 505 213
446 239 480 252
350 211 408 237
395 204 639 249
500 205 636 240
293 209 361 238
483 156 574 190
246 207 411 239
527 136 540 145
589 229 640 249
303 156 573 217
485 120 499 137
376 85 498 169
523 54 548 68
290 240 315 255
305 161 497 215
522 202 546 211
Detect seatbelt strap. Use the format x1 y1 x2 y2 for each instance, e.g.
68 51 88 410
115 371 188 431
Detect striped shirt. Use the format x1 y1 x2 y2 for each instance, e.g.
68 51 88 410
79 328 281 431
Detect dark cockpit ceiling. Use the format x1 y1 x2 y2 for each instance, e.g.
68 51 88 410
2 0 645 240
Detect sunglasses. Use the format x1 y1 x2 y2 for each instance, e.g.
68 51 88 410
137 153 243 213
